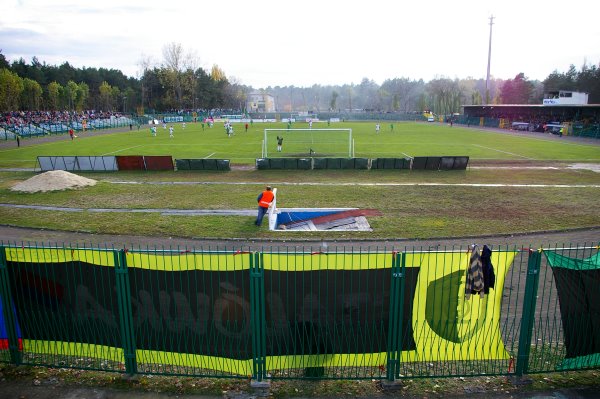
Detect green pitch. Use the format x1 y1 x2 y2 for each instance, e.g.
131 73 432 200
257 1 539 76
1 121 599 168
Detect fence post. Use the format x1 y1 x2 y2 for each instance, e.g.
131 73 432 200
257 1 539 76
250 251 267 383
515 249 542 376
0 246 22 365
114 249 137 376
386 251 405 382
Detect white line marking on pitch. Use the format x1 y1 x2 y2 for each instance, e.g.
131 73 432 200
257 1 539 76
473 144 534 159
473 128 600 148
102 145 144 155
0 140 70 152
105 181 600 188
204 152 215 159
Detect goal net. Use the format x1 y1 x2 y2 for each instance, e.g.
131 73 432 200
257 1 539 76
262 128 354 158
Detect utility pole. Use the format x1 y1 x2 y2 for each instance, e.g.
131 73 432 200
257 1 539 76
485 15 494 104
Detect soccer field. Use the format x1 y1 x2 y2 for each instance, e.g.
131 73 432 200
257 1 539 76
1 121 599 168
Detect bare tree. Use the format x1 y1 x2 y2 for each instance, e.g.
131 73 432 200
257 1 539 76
162 43 185 107
427 77 464 116
162 42 184 72
137 54 155 111
330 90 339 111
183 49 200 72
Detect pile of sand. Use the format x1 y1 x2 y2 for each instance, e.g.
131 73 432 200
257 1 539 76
11 170 97 193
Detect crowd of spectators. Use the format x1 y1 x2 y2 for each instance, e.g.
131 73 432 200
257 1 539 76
1 110 125 128
1 108 247 131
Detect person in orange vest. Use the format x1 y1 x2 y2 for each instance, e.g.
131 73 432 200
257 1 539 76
255 185 274 226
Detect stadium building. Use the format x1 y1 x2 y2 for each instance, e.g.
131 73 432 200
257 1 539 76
246 92 276 113
462 90 600 135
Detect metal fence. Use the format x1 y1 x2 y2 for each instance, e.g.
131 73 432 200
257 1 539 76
1 116 142 140
572 124 600 139
0 243 598 381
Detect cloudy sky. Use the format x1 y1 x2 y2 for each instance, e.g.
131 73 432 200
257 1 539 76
2 0 599 89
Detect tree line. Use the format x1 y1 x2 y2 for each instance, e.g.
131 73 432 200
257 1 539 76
0 44 249 114
1 44 599 117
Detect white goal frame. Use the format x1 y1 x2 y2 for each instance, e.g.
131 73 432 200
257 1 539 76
262 128 353 158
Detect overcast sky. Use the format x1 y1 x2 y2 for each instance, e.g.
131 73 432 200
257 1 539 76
2 0 599 89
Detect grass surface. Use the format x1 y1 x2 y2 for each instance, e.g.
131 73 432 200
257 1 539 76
0 169 598 239
0 123 599 396
0 122 599 239
1 121 600 168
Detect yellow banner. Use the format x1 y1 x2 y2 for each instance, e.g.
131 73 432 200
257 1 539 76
404 251 517 361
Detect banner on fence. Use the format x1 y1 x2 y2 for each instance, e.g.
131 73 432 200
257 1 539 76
5 250 252 373
261 251 515 367
544 250 600 370
406 251 515 362
4 248 516 374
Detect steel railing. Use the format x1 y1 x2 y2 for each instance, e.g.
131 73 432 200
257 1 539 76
0 242 597 381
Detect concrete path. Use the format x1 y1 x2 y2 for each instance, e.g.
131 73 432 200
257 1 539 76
0 203 255 216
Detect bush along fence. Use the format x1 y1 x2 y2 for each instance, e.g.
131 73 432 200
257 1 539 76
0 243 598 382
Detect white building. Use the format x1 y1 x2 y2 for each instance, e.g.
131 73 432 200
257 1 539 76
247 92 276 113
543 91 589 105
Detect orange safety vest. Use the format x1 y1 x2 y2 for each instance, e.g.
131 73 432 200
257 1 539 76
258 190 274 208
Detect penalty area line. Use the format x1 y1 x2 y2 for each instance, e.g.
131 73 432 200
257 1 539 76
204 152 215 159
102 145 145 155
473 144 535 160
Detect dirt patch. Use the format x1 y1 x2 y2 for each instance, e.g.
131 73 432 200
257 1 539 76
230 164 255 171
10 170 97 193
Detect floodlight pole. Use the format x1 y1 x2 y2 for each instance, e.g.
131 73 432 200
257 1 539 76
485 15 494 104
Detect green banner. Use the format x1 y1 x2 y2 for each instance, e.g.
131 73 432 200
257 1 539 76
544 250 600 369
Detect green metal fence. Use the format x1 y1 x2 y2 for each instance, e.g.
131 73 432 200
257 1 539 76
1 116 143 141
0 242 598 381
571 125 600 139
146 113 205 123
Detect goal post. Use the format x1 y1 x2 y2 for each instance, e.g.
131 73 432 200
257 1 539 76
262 128 353 158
